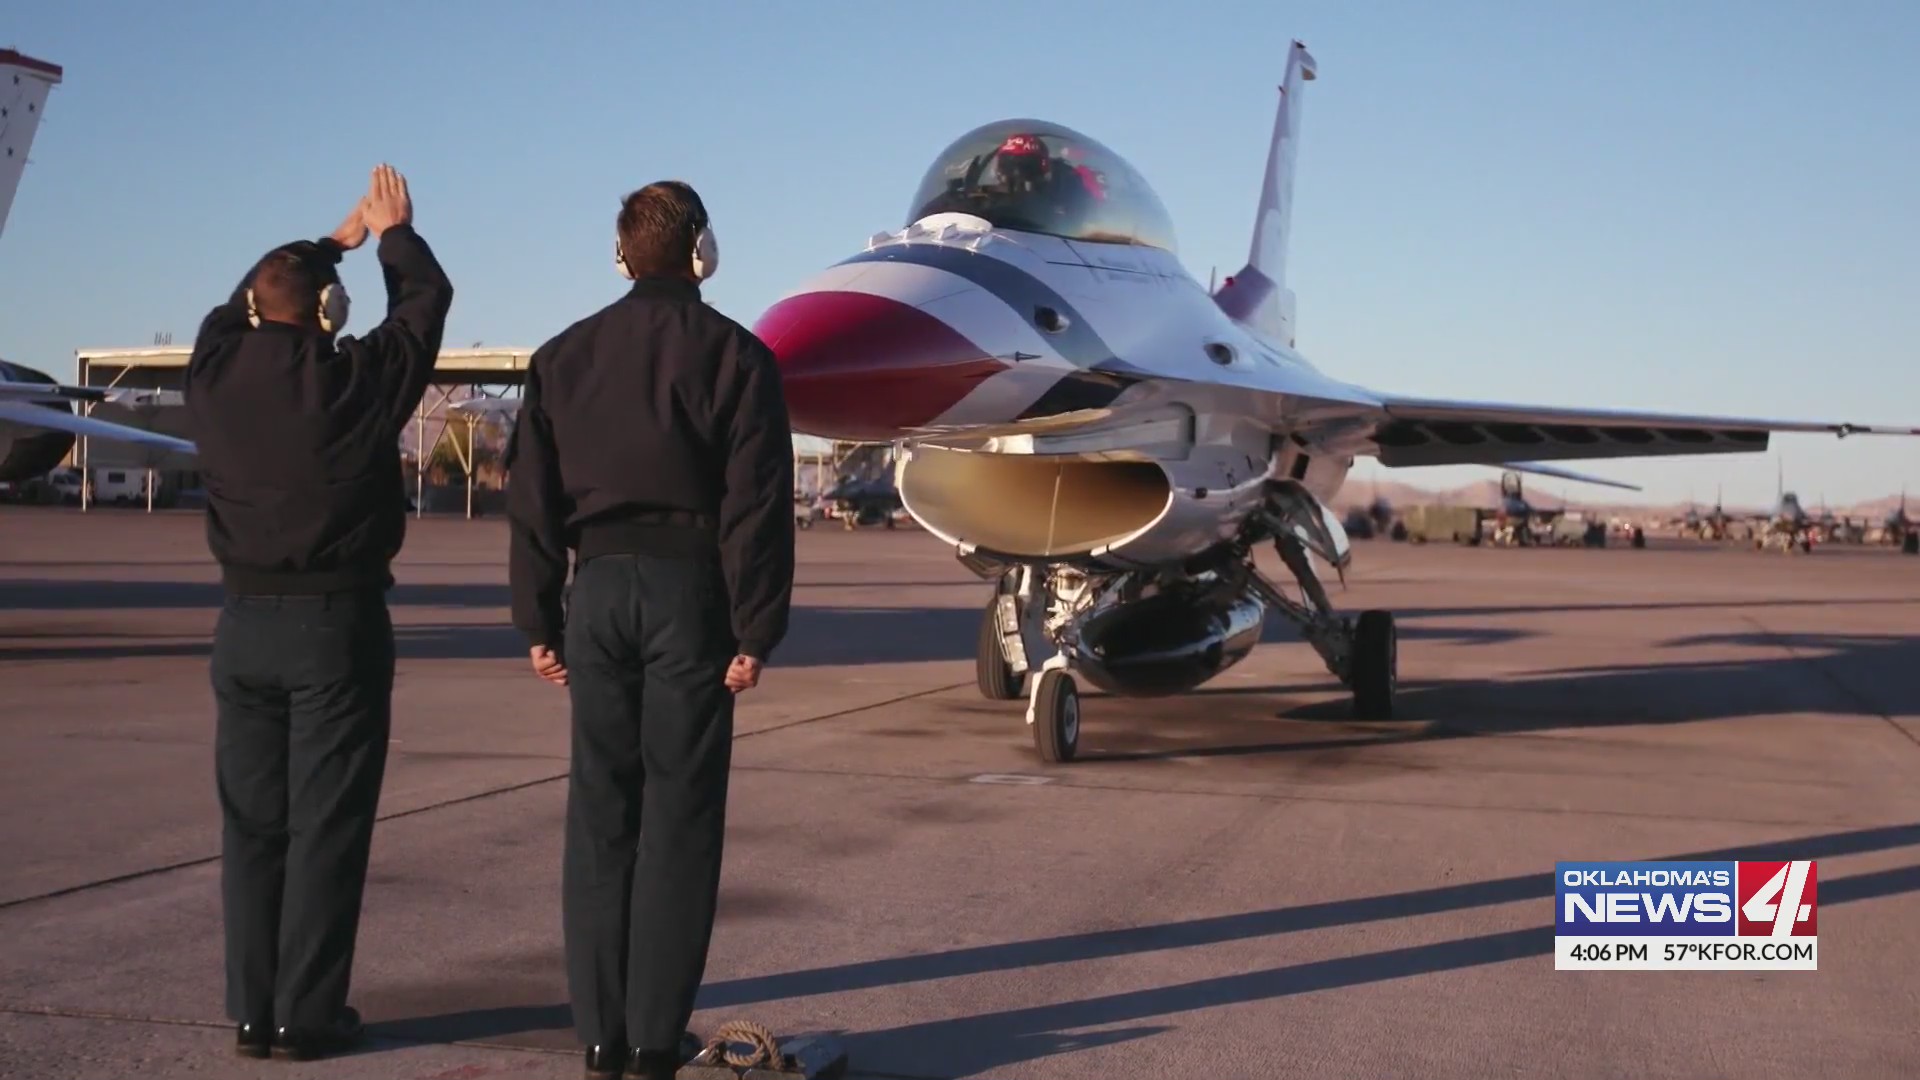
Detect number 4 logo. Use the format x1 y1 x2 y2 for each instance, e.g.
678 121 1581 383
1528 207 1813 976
1742 861 1815 936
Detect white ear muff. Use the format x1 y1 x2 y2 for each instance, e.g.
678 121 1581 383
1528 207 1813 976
246 288 262 328
615 239 636 281
318 283 349 334
691 224 719 282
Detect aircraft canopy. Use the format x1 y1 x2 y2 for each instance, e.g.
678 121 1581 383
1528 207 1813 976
905 119 1177 253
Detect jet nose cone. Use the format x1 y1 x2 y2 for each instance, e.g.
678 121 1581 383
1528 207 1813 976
754 287 1005 444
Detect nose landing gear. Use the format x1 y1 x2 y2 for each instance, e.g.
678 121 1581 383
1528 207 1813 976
1029 667 1080 763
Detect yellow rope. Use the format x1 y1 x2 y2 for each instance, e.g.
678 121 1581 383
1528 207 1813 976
703 1019 785 1069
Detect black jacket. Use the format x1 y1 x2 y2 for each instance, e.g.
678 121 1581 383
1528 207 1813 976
183 225 454 594
505 275 795 660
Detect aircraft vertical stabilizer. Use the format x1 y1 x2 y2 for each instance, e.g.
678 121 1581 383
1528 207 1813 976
1213 40 1315 348
0 50 63 243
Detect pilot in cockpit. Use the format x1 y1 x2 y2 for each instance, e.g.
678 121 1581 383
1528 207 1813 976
986 133 1102 231
992 133 1053 194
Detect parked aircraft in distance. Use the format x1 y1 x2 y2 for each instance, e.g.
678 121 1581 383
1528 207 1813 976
1881 489 1912 549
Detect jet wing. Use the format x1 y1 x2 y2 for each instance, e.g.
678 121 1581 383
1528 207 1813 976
1497 461 1642 492
0 381 106 405
0 382 185 409
0 399 197 455
1362 395 1920 468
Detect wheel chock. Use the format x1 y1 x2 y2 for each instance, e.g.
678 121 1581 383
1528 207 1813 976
677 1020 848 1079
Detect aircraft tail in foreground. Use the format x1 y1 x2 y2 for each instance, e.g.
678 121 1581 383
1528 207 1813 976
0 49 63 243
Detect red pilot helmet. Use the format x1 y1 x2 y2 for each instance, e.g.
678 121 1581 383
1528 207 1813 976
996 133 1051 187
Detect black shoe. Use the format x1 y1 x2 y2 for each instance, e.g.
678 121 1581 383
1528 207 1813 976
623 1033 704 1080
234 1021 272 1059
585 1043 628 1080
622 1048 676 1080
270 1006 365 1061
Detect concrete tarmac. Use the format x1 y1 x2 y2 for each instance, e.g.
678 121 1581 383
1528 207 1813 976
2 507 1917 1079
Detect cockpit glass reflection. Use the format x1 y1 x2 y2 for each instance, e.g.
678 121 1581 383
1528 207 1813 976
906 120 1177 253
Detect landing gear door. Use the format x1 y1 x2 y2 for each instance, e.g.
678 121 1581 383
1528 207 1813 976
1300 501 1354 571
1268 478 1352 571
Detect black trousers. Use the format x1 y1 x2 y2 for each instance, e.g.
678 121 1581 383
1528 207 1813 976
210 591 394 1030
562 551 736 1053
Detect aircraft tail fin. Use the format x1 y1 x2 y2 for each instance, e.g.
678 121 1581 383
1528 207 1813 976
0 50 63 244
1213 40 1315 348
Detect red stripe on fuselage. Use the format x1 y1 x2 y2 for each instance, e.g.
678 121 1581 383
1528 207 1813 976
753 290 1007 443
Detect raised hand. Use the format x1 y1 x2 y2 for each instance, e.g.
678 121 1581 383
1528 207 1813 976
361 164 414 236
329 197 369 251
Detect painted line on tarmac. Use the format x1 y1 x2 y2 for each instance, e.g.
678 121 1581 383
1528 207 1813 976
0 682 968 914
733 681 971 741
1739 613 1920 754
0 1005 226 1030
0 771 570 913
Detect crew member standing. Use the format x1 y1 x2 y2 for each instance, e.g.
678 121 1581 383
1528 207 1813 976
505 180 794 1080
183 165 453 1061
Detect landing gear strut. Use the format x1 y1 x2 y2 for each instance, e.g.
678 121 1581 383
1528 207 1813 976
1238 483 1399 722
975 564 1098 764
972 564 1084 763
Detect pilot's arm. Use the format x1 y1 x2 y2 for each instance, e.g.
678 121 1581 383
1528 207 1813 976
358 224 455 434
716 332 797 662
506 347 571 652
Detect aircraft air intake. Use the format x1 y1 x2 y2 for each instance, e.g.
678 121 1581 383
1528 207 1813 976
896 446 1172 560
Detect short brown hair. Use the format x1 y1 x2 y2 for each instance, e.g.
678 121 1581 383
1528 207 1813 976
616 181 708 278
250 251 325 324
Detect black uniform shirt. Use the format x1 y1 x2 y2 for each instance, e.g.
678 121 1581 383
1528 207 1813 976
505 275 795 661
183 226 454 594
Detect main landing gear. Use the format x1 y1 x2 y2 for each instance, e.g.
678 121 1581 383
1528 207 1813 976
970 487 1402 765
1235 534 1398 722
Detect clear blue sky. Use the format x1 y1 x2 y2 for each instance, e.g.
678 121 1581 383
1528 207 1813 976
4 0 1916 509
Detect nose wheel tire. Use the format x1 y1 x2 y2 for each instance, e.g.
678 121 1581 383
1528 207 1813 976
1350 609 1397 721
977 600 1021 701
1032 669 1080 763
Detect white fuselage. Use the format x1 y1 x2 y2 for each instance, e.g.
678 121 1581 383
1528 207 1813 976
765 214 1365 569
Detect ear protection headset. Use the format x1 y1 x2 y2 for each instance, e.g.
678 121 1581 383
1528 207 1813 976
246 248 350 333
248 283 349 333
616 183 720 283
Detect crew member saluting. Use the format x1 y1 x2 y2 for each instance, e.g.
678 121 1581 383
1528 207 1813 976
505 180 795 1080
183 165 453 1061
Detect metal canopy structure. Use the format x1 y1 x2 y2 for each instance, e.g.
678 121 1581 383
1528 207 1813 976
72 346 533 515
